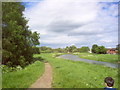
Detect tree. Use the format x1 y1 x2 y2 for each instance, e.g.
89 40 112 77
96 46 107 54
40 46 53 53
65 46 69 53
92 44 98 53
92 44 106 54
32 46 40 54
116 44 120 54
69 45 77 53
79 47 90 53
2 2 40 67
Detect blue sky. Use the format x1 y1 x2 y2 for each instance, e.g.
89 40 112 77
23 0 118 48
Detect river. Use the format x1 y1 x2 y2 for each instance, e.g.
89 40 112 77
58 54 118 68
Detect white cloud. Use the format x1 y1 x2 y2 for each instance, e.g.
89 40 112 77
24 0 118 48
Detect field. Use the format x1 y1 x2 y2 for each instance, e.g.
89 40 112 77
2 53 118 88
38 53 118 88
2 61 44 88
73 53 118 63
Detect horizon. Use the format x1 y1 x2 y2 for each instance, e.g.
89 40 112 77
38 44 117 49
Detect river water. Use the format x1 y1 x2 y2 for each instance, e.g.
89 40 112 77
58 54 118 68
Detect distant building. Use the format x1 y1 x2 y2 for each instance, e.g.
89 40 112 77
106 48 116 54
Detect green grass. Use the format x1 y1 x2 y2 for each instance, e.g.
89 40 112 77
2 61 44 88
73 53 118 63
38 53 118 88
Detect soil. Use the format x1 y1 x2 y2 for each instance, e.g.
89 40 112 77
29 63 52 88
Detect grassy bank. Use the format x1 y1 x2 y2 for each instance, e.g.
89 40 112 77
39 53 118 88
73 53 118 63
2 61 44 88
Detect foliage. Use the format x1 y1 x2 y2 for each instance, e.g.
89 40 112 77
40 46 66 53
2 61 44 88
92 44 98 53
2 2 40 67
92 44 107 54
53 48 64 53
1 65 23 73
32 46 40 54
40 46 53 53
69 45 77 53
79 46 90 53
116 44 120 54
64 46 69 53
64 45 77 53
96 46 107 54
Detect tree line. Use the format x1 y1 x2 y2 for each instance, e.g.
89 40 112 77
40 45 90 53
40 44 119 54
2 2 40 67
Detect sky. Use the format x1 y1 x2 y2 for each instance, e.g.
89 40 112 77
23 0 118 48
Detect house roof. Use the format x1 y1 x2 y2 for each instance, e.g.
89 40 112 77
106 48 116 50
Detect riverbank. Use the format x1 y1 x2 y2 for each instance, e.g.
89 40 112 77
39 53 118 88
59 54 117 68
73 53 118 63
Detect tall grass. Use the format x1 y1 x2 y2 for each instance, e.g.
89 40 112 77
2 61 44 88
73 53 118 63
39 53 118 88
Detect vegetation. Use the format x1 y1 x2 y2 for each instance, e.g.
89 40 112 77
66 45 77 53
116 44 120 54
2 2 118 89
32 46 40 54
38 53 118 88
2 61 44 88
92 44 107 54
40 45 90 53
79 46 90 53
73 53 118 63
2 65 23 73
40 46 53 53
2 2 40 67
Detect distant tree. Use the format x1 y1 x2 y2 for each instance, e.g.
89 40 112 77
92 44 98 53
96 46 107 54
32 46 40 54
92 44 106 54
56 48 63 53
40 46 48 51
79 47 90 53
65 46 69 53
69 45 77 53
40 46 53 53
116 44 120 54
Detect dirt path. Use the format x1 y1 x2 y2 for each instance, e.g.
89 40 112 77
30 63 52 88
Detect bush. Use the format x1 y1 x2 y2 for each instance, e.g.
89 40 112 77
1 65 23 73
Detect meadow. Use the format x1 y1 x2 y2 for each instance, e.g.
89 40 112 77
2 53 118 88
2 61 44 88
73 53 118 63
38 53 118 88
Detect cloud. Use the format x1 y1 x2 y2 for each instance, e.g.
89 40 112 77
24 0 118 48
